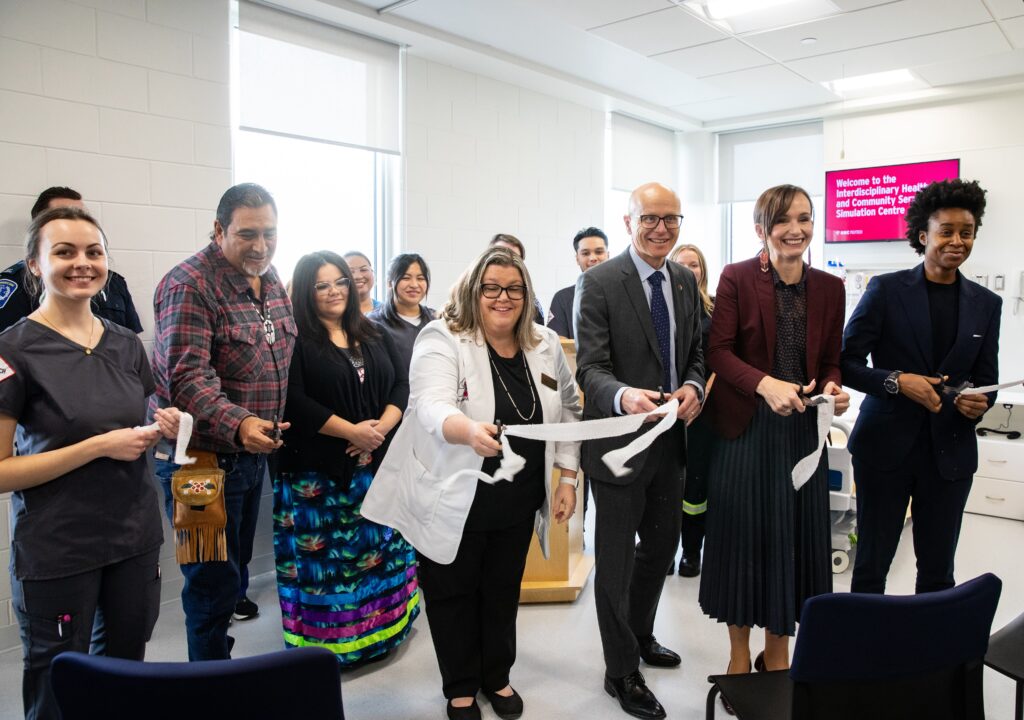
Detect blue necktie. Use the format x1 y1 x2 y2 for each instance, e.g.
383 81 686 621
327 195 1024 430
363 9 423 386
648 271 672 392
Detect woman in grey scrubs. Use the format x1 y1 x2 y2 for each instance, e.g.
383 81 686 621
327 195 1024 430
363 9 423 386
0 207 180 720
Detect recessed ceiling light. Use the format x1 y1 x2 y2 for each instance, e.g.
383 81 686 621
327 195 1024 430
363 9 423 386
823 69 926 98
801 37 817 45
703 0 799 19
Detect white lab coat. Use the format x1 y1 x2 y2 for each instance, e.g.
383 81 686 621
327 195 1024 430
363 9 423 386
362 319 582 564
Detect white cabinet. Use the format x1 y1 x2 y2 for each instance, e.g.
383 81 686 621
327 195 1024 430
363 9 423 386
965 393 1024 521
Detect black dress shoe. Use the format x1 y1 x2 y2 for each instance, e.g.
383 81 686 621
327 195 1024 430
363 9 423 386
638 636 681 668
483 688 523 720
446 699 481 720
604 670 666 719
678 552 701 577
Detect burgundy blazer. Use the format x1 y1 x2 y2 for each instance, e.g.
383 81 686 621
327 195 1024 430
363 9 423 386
706 256 845 440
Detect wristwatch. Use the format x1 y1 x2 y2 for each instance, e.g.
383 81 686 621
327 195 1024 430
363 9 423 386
883 370 902 395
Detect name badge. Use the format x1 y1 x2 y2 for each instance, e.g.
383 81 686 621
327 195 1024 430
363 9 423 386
541 373 558 391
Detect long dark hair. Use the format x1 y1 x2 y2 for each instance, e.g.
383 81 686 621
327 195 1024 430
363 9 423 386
380 253 431 326
290 250 379 350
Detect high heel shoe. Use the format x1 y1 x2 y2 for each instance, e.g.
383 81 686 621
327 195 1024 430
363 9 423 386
720 659 752 716
754 651 766 672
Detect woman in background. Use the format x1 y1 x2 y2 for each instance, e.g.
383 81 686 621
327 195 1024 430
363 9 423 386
0 207 180 720
368 252 436 371
275 250 419 668
698 185 849 712
344 251 381 314
668 243 715 577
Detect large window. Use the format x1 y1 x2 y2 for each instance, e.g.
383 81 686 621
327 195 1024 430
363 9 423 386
232 2 400 289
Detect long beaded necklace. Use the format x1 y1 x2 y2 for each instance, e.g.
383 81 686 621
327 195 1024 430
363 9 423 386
37 309 97 355
487 344 537 422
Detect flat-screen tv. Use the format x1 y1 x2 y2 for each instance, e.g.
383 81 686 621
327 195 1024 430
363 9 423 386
824 159 960 243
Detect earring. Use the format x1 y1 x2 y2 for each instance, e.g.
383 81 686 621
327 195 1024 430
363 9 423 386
759 249 770 273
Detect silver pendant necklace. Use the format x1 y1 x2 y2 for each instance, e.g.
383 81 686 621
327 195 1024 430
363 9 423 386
488 345 536 422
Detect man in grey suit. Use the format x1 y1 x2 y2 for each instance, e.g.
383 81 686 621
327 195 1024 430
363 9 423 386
574 182 705 720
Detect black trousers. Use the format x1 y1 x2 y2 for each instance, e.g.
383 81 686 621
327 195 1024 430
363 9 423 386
417 515 535 699
592 432 683 678
851 433 973 595
13 548 161 720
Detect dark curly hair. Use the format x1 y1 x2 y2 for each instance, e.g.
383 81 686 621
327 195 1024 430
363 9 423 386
904 179 986 255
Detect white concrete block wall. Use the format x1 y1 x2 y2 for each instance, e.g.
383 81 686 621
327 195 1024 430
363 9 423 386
0 0 233 651
403 56 606 314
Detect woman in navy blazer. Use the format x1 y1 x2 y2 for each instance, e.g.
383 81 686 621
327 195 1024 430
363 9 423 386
841 179 1000 596
699 185 849 705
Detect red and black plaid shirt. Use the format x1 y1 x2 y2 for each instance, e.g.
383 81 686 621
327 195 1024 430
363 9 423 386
151 242 296 453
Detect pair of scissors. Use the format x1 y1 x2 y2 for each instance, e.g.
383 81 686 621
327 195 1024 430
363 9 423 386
938 378 973 396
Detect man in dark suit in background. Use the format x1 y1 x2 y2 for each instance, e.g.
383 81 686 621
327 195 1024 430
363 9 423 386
575 182 705 720
547 226 608 339
841 179 1001 596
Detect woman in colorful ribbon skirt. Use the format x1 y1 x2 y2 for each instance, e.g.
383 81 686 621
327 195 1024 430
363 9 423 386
275 249 418 667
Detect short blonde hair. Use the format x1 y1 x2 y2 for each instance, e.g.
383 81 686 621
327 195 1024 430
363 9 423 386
443 247 541 350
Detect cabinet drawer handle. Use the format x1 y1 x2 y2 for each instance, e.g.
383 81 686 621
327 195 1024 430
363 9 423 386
986 459 1008 464
984 495 1006 502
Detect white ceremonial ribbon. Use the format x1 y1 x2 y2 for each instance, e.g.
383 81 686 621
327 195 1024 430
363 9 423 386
959 378 1024 395
491 399 680 481
791 395 835 491
138 411 196 465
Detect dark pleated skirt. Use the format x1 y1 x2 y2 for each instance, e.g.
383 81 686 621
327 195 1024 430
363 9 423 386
698 401 832 637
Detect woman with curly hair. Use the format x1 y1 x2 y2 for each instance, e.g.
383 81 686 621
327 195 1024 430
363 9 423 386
841 178 1001 595
274 250 419 667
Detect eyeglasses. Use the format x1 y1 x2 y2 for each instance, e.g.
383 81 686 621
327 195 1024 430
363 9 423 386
313 278 351 294
480 283 527 300
637 214 684 229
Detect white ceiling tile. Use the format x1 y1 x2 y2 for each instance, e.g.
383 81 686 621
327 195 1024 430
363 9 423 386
741 0 993 62
1006 16 1024 46
654 39 774 77
786 23 1010 82
985 0 1024 20
915 47 1024 85
589 6 728 56
704 64 839 104
518 0 673 31
829 0 898 9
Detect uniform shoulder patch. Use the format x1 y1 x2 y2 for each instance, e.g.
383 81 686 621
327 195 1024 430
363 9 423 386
0 355 15 383
0 278 18 309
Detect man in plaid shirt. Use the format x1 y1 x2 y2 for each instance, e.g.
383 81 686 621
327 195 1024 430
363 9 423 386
150 183 295 661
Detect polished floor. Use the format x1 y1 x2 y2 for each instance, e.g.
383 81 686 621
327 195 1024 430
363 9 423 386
1 510 1022 719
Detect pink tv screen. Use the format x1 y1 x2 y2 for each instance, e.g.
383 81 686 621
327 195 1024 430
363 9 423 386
824 159 960 243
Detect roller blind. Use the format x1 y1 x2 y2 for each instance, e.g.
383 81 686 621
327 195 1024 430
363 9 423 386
718 122 823 203
609 113 676 192
238 1 401 154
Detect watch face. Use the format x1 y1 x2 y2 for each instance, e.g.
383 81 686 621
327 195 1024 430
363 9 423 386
884 375 899 394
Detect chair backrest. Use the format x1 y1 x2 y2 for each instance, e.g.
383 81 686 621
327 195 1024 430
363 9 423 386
51 646 344 720
789 573 1001 720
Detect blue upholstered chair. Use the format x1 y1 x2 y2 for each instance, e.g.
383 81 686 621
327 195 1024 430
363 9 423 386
51 646 344 720
705 573 1002 720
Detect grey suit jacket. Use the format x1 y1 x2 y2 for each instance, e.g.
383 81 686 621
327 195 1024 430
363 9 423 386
573 248 705 483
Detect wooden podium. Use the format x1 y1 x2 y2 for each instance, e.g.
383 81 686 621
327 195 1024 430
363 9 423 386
519 339 595 603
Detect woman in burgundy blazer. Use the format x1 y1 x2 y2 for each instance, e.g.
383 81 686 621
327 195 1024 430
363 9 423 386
698 185 850 712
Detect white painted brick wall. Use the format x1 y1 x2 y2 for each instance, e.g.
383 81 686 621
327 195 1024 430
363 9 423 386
403 56 605 311
0 0 232 648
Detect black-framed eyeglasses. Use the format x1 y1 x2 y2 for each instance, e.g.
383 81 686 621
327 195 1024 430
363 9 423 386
480 283 527 300
313 278 351 294
638 214 684 229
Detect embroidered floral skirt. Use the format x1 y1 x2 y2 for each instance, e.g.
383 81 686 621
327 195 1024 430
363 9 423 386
273 467 420 666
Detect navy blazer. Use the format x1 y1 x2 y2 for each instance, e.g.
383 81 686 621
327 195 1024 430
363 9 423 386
840 265 1001 480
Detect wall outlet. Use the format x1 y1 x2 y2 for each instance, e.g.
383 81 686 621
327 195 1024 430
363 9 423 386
994 275 1005 291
